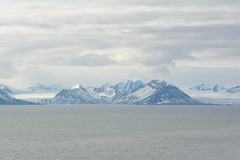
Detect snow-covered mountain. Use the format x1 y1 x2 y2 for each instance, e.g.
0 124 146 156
226 86 240 94
0 83 15 95
86 80 145 103
41 84 97 104
190 84 212 91
132 80 198 105
189 84 240 93
187 84 240 105
212 85 223 92
28 84 63 93
0 88 35 105
41 80 200 105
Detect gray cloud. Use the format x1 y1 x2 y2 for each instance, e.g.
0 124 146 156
71 54 117 66
0 61 15 78
0 0 240 87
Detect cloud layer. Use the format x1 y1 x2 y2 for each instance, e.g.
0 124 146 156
0 0 240 88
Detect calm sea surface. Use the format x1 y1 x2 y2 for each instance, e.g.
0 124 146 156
1 105 240 160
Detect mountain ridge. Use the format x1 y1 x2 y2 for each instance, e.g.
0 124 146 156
41 79 201 105
190 84 240 94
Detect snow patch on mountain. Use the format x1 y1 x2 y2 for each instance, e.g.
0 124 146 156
99 87 116 98
128 85 156 102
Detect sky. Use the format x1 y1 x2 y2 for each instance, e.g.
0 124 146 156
0 0 240 89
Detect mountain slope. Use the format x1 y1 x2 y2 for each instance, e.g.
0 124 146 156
226 86 240 94
41 80 200 105
122 80 199 105
0 84 15 95
41 84 97 104
0 89 35 105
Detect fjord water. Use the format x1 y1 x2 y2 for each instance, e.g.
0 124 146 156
1 105 240 160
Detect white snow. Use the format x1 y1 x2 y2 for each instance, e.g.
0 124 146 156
131 86 156 101
14 93 56 102
99 87 116 98
71 84 82 89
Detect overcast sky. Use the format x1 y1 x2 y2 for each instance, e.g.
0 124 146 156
0 0 240 89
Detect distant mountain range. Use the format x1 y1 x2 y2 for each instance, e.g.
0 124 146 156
27 84 63 93
226 86 240 94
1 81 239 105
41 80 201 105
190 84 240 94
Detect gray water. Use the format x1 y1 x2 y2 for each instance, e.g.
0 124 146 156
1 105 240 160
